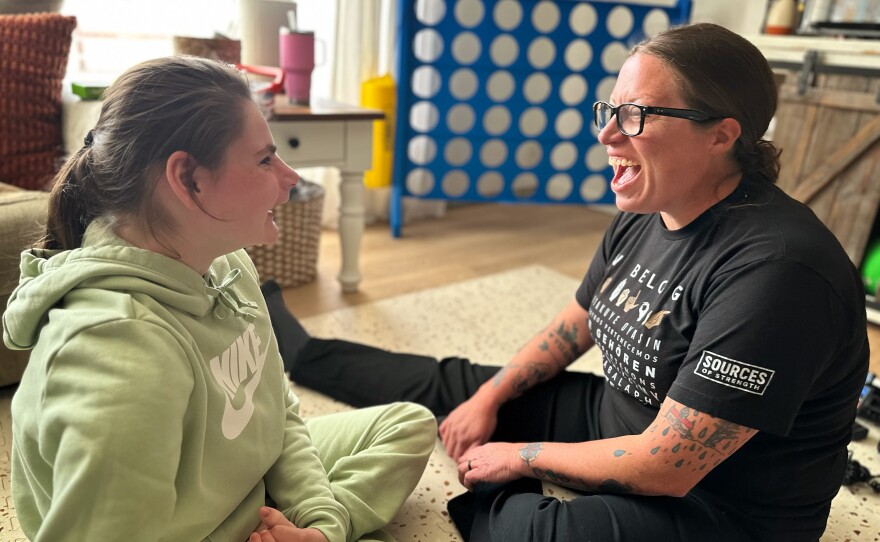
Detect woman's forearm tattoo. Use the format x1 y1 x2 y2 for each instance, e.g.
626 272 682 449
539 322 580 367
519 442 543 465
512 361 552 393
496 320 581 391
492 365 516 387
530 467 634 494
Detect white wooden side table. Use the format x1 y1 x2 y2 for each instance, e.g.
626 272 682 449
269 99 383 293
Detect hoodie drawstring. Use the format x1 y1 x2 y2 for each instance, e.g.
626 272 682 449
206 269 258 322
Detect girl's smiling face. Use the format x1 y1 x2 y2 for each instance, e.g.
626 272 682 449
598 53 741 230
198 100 300 255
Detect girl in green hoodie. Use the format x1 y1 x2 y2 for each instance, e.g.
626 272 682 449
3 56 436 542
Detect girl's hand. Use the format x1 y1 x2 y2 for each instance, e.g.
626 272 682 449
249 506 329 542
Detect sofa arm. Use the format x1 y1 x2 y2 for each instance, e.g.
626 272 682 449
0 182 50 296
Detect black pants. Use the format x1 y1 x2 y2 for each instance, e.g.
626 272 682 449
288 338 751 542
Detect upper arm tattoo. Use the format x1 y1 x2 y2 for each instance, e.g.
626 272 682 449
651 398 757 472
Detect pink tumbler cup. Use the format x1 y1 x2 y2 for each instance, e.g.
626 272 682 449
279 30 315 105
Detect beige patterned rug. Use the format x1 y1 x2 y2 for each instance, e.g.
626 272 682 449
1 265 878 541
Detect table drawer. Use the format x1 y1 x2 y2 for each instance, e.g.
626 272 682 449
269 121 346 166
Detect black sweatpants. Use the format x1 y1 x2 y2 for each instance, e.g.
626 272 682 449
287 338 752 542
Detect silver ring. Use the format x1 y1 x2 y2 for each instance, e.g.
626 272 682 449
467 460 472 471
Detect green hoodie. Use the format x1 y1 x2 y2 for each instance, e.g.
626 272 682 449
3 218 350 542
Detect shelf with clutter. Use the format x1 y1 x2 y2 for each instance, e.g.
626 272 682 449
745 32 880 273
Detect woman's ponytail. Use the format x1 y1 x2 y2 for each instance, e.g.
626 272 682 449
43 146 96 250
734 138 782 184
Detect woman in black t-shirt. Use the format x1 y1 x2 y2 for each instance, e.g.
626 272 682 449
277 23 869 542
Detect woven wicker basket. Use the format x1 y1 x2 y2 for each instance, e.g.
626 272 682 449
173 36 241 64
246 180 324 288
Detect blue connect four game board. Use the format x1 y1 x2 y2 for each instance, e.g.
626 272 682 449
390 0 692 237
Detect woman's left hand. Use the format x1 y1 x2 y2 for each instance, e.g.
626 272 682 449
457 443 523 491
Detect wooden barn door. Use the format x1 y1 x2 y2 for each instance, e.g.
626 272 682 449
773 71 880 266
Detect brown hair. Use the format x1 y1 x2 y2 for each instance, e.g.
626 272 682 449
43 55 252 250
632 23 781 183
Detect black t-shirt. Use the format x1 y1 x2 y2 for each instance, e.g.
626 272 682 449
576 178 868 541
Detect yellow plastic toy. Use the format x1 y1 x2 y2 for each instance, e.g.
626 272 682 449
360 74 396 188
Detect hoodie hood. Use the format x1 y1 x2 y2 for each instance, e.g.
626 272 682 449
3 218 257 351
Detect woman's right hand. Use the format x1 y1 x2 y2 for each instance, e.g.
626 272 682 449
439 392 500 461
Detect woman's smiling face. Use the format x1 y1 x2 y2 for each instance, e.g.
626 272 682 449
598 53 738 229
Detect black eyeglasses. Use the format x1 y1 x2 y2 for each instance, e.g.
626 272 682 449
593 101 722 137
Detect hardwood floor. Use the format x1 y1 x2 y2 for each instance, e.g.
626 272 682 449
280 203 614 317
280 202 880 375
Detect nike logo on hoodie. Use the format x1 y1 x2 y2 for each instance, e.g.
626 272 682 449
208 324 267 439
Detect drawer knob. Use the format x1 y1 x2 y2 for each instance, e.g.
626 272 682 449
288 137 301 149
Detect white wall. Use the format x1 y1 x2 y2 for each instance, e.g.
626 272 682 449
691 0 770 35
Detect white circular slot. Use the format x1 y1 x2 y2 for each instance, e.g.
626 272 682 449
406 168 435 195
643 9 671 38
442 170 470 197
483 105 512 135
480 139 508 168
531 1 560 33
444 137 473 166
586 143 609 172
493 0 522 31
519 107 547 137
527 37 556 70
512 172 539 198
550 142 577 170
515 140 543 169
487 70 515 102
455 0 485 28
523 72 551 104
447 103 476 133
595 76 617 102
415 0 446 25
606 6 634 38
581 174 608 201
452 32 482 65
490 34 519 67
546 173 573 200
560 74 588 106
601 42 630 73
449 68 478 100
477 171 505 197
410 101 440 132
408 135 437 165
555 109 583 139
569 3 597 36
412 65 441 98
414 28 444 63
564 39 592 72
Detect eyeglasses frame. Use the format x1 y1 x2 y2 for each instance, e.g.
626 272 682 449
593 101 723 137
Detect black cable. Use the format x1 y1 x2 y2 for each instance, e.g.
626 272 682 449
843 451 880 492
